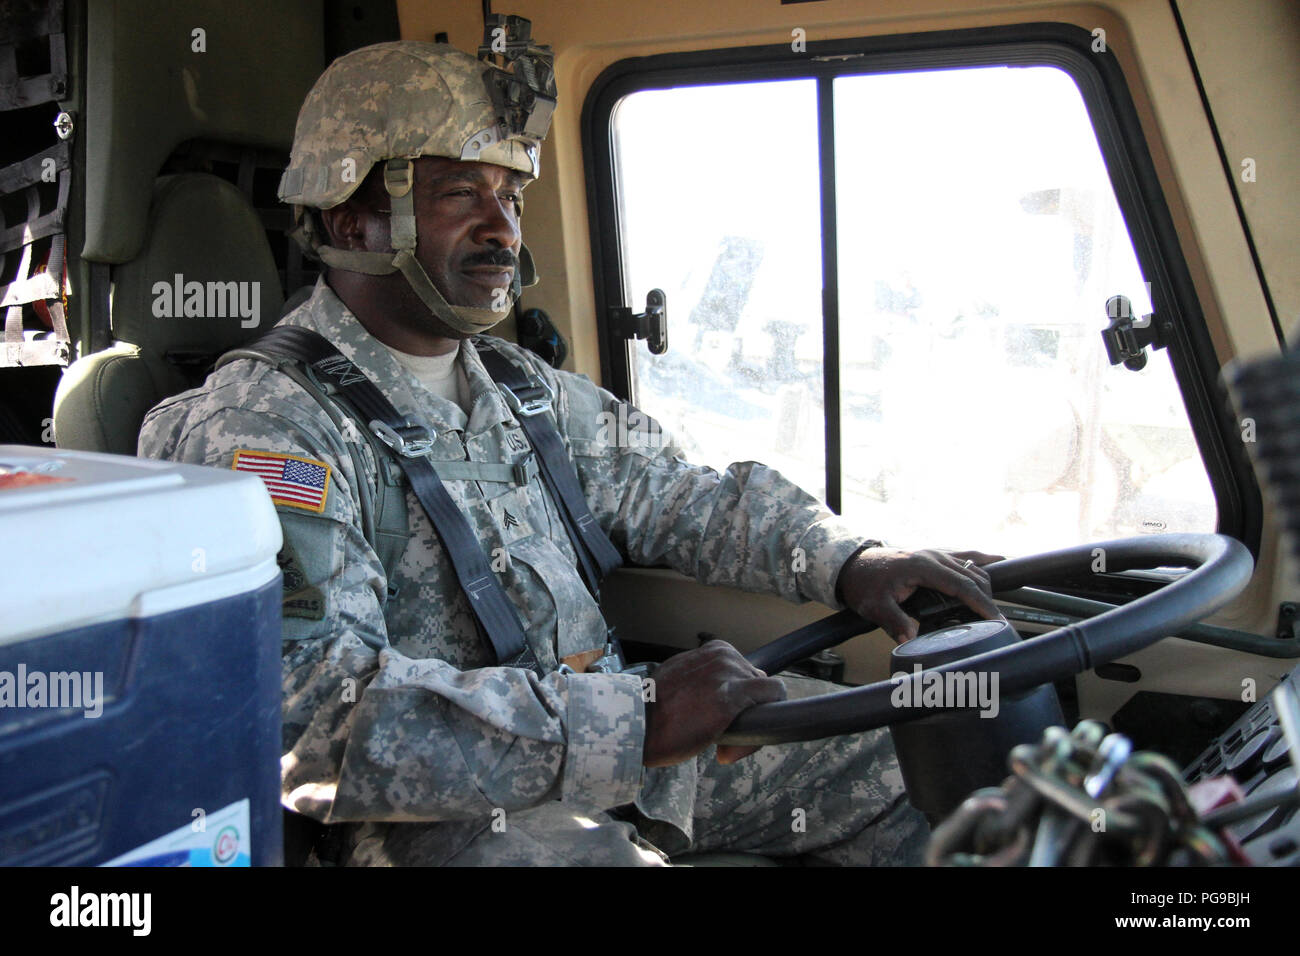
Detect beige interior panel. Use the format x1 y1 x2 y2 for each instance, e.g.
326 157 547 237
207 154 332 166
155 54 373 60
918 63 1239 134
1177 0 1300 343
601 567 899 684
1078 639 1298 723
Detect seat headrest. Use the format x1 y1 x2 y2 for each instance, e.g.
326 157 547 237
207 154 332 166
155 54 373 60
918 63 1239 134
82 0 323 263
112 173 284 355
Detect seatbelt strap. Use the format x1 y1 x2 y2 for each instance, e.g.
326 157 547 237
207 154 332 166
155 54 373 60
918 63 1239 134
234 324 538 672
474 340 624 599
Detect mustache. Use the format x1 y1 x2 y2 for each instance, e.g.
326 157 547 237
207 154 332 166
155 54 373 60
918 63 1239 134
460 249 518 270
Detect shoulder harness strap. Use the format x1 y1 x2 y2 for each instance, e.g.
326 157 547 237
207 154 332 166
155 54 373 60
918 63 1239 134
218 325 539 672
474 339 624 599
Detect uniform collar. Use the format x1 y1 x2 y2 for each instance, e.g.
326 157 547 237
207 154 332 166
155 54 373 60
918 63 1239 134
460 338 518 436
280 278 517 440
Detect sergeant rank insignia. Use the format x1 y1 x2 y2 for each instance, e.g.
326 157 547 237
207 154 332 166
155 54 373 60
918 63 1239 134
233 450 331 513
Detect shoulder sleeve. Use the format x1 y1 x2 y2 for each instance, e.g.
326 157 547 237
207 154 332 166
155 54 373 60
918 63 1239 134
138 367 646 823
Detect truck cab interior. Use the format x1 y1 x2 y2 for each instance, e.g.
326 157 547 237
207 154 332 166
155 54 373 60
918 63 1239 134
0 0 1297 868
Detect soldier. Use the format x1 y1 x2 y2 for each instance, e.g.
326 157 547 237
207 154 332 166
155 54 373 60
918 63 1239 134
139 39 1002 865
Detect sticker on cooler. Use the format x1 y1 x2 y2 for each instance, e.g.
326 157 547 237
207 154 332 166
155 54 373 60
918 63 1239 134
0 458 73 490
102 798 252 867
0 472 72 489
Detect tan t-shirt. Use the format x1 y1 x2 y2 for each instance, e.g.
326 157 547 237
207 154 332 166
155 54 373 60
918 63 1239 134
381 340 471 412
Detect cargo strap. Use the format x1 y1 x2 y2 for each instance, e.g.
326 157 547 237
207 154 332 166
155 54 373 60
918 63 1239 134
475 340 624 599
1 4 72 368
220 324 538 672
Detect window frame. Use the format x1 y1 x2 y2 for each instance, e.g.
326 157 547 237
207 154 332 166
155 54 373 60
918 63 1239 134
581 22 1262 572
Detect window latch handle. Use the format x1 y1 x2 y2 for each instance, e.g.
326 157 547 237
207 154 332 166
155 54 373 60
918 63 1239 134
609 288 668 355
1101 294 1165 371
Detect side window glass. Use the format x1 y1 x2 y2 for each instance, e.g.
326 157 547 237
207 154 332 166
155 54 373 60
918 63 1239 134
609 65 1215 555
612 80 827 499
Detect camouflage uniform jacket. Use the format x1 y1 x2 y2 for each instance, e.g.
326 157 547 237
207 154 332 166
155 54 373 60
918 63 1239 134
138 278 870 842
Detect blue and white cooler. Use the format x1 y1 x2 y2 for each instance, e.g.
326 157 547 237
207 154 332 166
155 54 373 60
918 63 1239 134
0 446 283 866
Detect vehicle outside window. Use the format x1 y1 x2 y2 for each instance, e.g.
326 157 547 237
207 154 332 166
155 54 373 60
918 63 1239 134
609 63 1215 557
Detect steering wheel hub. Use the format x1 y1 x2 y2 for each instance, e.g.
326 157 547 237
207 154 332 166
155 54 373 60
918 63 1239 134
892 619 1020 667
889 618 1065 823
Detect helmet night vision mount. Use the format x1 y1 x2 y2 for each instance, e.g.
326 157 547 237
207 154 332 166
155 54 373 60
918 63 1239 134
478 13 557 147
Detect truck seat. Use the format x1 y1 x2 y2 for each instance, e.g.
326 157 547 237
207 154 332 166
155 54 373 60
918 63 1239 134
52 173 282 454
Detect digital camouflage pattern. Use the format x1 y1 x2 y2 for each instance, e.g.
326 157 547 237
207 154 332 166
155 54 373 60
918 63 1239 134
138 279 927 864
278 42 540 214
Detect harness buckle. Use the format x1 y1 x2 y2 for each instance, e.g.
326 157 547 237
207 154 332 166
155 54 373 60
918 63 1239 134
513 452 539 486
500 375 554 417
369 419 436 457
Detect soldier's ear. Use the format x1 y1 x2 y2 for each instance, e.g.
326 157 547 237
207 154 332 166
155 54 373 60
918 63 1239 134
319 201 370 252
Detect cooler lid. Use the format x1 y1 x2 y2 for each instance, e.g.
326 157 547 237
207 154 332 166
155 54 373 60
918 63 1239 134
0 446 283 645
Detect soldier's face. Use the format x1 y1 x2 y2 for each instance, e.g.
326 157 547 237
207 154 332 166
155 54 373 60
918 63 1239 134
408 156 527 312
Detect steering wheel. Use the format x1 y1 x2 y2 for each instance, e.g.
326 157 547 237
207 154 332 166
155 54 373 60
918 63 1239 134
718 533 1253 746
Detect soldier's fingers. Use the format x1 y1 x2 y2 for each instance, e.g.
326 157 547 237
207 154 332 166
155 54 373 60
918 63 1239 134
945 553 999 596
870 600 920 644
713 641 770 677
722 675 788 712
918 561 1001 621
716 744 761 765
942 549 1005 567
929 550 991 589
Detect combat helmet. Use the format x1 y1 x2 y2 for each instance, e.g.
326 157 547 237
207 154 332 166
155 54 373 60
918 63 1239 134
278 17 555 334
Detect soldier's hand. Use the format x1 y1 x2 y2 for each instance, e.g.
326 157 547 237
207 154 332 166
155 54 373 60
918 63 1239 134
837 547 1004 644
643 640 786 768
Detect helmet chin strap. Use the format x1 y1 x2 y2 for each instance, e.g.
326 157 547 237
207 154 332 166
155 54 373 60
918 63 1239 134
315 158 520 336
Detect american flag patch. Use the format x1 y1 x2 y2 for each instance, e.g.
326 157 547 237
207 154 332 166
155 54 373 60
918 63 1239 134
232 450 331 513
